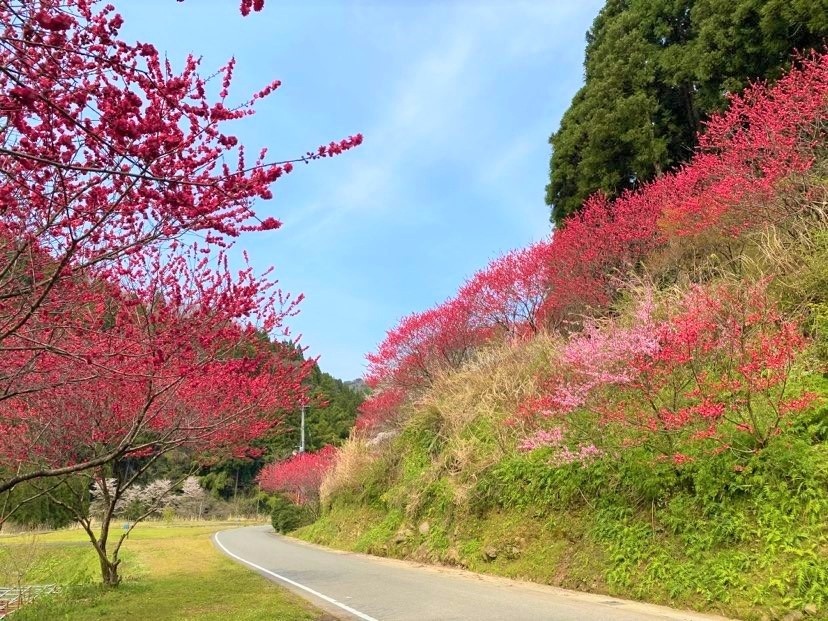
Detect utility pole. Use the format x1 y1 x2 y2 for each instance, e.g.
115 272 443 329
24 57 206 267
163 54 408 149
299 404 306 453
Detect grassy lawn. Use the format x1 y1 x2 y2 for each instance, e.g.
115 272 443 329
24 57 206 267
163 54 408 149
0 521 331 620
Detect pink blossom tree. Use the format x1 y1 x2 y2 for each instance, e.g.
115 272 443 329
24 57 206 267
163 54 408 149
521 282 816 462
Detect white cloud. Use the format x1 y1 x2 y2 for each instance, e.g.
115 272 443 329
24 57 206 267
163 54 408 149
295 2 598 242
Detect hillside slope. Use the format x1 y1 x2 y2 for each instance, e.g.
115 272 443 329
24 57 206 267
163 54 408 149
297 54 828 621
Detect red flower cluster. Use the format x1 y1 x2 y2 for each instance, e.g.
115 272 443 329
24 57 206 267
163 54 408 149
240 0 265 16
316 134 364 158
257 446 337 505
354 387 407 432
0 243 314 482
358 52 827 433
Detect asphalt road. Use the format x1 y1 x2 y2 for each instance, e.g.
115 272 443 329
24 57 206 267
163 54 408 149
213 526 735 621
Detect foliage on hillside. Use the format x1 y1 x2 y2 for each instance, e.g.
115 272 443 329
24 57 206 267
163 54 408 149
546 0 828 224
301 52 828 621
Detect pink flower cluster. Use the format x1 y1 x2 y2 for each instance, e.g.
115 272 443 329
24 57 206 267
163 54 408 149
518 428 564 451
555 444 603 465
518 428 602 465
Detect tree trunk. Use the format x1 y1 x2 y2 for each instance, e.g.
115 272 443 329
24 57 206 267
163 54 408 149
94 493 121 587
681 81 700 135
98 553 121 587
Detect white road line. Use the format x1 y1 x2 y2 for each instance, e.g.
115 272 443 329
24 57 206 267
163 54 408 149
213 531 380 621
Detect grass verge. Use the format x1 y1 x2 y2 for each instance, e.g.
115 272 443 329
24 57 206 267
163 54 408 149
0 521 330 620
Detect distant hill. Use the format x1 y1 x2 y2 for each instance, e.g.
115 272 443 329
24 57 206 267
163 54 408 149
344 378 368 394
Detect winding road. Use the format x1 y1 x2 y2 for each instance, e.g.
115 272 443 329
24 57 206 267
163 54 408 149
213 526 734 621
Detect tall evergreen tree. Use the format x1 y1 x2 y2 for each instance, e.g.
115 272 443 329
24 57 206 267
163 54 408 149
546 0 828 225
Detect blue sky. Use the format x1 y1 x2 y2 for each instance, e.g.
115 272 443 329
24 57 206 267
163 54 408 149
120 0 603 380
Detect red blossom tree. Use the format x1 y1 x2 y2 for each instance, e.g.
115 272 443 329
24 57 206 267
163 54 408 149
0 0 364 585
0 0 361 497
542 51 828 324
458 240 554 338
354 387 407 434
0 244 314 584
257 445 336 507
365 51 827 426
365 297 489 391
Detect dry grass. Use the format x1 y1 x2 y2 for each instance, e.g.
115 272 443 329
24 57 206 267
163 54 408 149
321 337 561 511
430 337 558 424
424 334 560 447
319 438 378 507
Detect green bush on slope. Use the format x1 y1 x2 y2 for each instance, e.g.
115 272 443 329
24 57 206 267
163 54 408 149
270 495 312 534
302 371 828 620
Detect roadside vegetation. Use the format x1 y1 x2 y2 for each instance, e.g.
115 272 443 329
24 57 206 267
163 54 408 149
1 521 328 621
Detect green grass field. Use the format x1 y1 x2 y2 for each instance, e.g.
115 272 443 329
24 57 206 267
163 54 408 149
0 521 330 620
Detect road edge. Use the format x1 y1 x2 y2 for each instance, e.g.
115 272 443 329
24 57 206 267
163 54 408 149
279 531 738 621
212 528 379 621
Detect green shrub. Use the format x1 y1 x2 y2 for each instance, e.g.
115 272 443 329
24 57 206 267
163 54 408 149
1 477 86 529
269 495 310 533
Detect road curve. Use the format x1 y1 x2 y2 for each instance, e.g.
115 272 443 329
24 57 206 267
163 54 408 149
213 526 734 621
